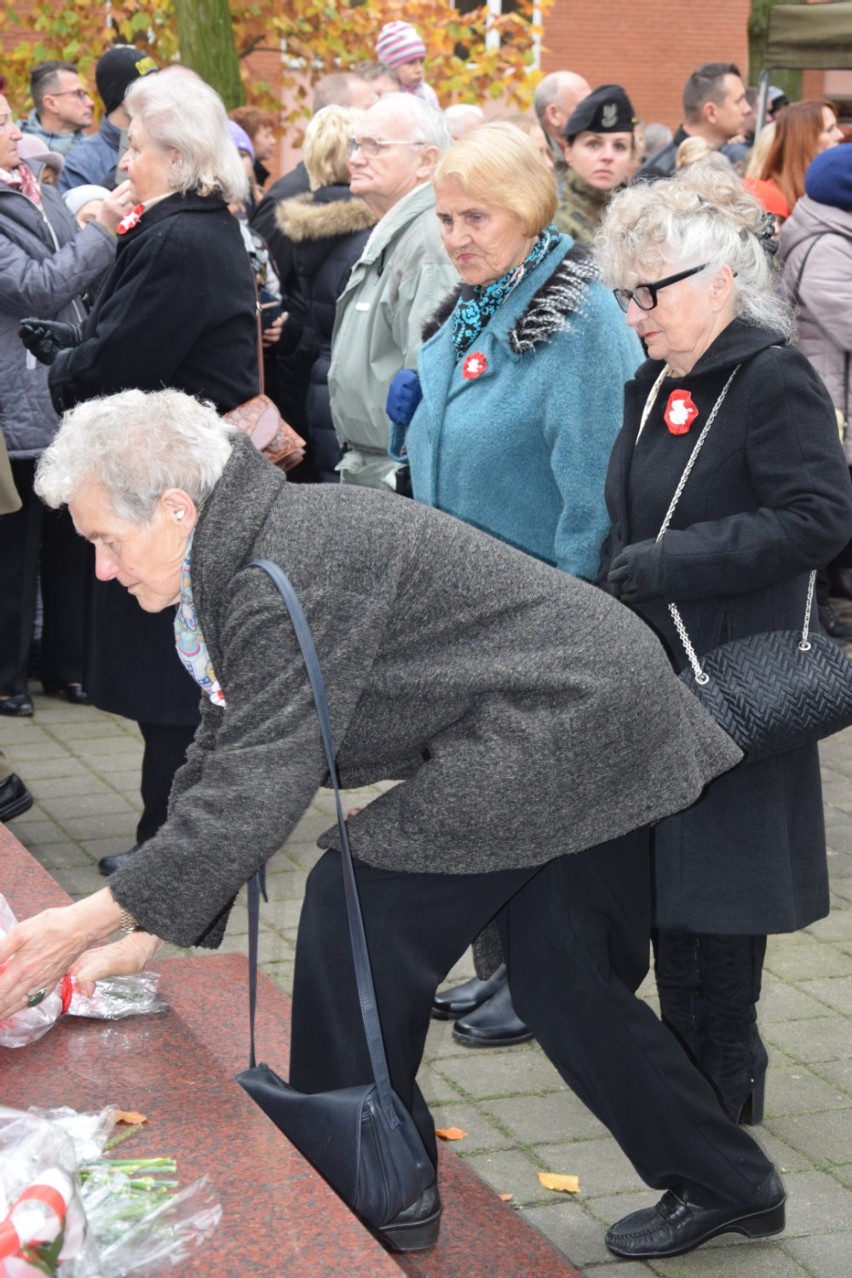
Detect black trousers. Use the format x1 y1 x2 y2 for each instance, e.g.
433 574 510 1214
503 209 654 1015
0 459 88 695
136 721 197 845
289 831 773 1205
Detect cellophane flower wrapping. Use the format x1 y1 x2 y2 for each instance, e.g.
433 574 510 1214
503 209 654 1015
0 897 166 1050
0 1106 221 1276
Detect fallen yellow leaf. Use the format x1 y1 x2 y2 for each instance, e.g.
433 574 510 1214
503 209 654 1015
435 1127 467 1141
115 1110 148 1126
538 1172 580 1194
499 1193 514 1202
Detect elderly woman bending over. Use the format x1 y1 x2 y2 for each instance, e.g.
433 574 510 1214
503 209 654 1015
596 166 852 1146
0 387 786 1261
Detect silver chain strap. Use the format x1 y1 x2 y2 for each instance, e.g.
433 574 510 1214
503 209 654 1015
646 364 820 682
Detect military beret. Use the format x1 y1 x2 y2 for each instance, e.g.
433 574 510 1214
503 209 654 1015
564 84 637 141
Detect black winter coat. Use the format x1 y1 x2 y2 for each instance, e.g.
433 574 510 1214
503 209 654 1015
275 185 376 482
48 192 258 726
599 320 852 934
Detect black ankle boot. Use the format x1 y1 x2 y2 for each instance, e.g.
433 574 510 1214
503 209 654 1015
451 979 533 1048
432 963 508 1020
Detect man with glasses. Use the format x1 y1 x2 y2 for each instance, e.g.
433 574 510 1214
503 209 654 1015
328 93 458 490
21 62 94 157
60 46 158 194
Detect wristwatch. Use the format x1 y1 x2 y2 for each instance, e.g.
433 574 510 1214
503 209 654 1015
116 905 139 933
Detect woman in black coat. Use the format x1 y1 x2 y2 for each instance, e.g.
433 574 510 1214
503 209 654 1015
21 71 257 872
273 105 376 482
595 164 852 1128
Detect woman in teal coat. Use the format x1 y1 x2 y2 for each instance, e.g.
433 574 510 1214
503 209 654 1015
394 122 642 1043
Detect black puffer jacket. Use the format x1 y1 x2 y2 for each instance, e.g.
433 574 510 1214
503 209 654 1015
275 185 376 481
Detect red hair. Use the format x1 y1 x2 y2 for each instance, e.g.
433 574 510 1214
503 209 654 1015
759 100 837 212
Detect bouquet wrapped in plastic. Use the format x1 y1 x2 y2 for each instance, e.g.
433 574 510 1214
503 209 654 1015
0 1105 221 1276
0 897 166 1050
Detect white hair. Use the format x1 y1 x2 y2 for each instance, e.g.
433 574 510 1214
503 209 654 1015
125 73 248 204
35 389 235 524
365 93 451 152
595 164 794 337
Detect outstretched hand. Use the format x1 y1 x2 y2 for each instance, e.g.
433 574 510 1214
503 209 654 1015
19 318 80 366
69 932 163 997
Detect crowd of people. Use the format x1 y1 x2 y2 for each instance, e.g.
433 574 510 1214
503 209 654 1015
1 23 852 1266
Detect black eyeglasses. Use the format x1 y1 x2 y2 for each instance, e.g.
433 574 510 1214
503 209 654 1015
48 89 91 101
613 263 709 313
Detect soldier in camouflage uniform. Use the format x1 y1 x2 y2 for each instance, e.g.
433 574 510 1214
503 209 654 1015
555 85 638 243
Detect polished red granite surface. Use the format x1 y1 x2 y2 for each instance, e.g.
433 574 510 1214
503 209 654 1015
1 826 583 1277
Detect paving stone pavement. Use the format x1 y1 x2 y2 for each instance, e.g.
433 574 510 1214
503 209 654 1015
2 690 852 1278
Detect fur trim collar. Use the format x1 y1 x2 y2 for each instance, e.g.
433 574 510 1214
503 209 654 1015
275 192 376 243
422 245 599 350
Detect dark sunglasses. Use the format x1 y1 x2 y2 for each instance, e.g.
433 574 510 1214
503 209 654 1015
613 263 709 313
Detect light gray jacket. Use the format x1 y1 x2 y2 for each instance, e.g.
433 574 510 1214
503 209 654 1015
780 195 852 449
327 182 458 488
108 437 741 949
0 182 114 458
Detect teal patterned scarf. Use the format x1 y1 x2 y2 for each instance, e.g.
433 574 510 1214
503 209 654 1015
451 225 560 360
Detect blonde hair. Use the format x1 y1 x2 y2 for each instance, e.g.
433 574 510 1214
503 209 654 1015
744 122 776 179
304 104 365 190
596 163 793 336
675 136 715 168
434 121 557 235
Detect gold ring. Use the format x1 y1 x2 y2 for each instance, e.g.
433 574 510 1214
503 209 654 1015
26 988 47 1008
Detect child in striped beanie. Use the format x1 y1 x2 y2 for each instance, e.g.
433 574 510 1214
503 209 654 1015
375 21 439 108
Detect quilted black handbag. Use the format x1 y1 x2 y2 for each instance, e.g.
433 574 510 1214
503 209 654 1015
236 559 434 1233
653 365 852 762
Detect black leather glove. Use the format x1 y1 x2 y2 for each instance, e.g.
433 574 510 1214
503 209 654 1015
606 538 665 605
19 318 80 366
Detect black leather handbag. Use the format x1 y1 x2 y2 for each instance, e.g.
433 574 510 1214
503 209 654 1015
236 559 434 1232
653 365 852 762
673 575 852 762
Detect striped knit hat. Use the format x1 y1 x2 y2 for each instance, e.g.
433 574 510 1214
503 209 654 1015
376 21 427 69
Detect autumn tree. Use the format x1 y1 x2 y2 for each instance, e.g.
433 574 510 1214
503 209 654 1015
3 0 549 136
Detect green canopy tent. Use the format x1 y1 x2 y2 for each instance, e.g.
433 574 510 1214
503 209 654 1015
757 0 852 125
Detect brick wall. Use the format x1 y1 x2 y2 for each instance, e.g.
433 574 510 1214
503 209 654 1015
541 0 751 130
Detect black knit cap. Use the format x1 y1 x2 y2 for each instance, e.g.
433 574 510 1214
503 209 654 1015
95 45 158 114
564 84 637 141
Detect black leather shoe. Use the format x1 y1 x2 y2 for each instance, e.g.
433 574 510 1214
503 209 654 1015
432 963 508 1020
374 1181 442 1252
98 845 141 876
0 694 34 717
818 603 852 641
605 1169 786 1259
42 681 89 705
452 979 533 1048
0 774 34 823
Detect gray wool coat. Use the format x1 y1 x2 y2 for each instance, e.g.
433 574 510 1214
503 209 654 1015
109 437 741 950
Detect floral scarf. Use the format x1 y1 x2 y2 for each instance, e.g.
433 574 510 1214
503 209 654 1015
0 161 42 205
173 531 226 708
451 225 560 360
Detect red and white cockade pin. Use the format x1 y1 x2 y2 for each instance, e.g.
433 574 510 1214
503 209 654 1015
116 203 145 235
462 351 488 380
664 388 699 435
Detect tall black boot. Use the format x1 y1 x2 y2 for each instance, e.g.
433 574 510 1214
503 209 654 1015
696 933 769 1126
653 929 703 1061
